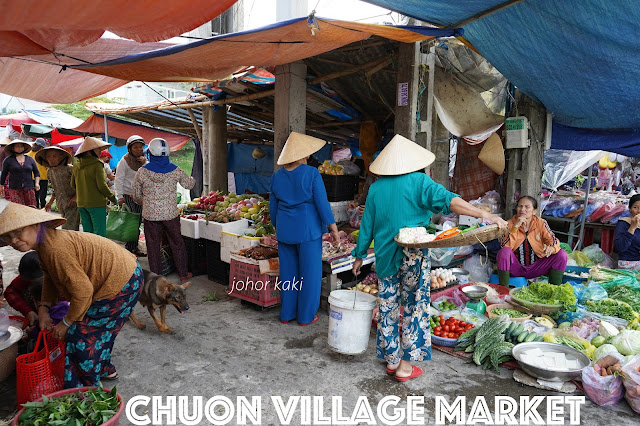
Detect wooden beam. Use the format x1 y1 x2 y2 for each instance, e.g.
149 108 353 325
334 39 390 53
365 57 393 77
307 120 364 129
305 62 367 117
155 89 276 111
308 56 391 86
187 109 203 142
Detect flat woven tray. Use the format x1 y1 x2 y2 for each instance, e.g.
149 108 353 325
394 224 506 249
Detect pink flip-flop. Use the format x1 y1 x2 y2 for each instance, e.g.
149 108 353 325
395 365 423 382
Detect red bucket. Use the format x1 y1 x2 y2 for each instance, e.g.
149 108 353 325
11 386 124 425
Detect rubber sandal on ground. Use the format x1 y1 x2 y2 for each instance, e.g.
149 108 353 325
299 315 319 326
180 273 193 282
395 366 423 382
385 365 399 375
280 319 293 324
101 372 119 381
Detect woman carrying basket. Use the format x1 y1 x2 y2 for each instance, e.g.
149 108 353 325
352 135 506 382
0 199 143 387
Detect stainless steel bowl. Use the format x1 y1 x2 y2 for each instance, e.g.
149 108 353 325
512 342 591 382
461 285 488 299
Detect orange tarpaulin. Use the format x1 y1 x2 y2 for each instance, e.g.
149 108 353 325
0 0 237 56
74 18 448 82
73 114 191 151
0 38 170 104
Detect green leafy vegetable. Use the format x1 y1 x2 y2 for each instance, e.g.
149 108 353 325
18 385 120 426
585 298 638 321
607 285 640 312
491 308 527 318
515 282 577 310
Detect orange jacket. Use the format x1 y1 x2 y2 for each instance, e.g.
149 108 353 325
500 215 560 258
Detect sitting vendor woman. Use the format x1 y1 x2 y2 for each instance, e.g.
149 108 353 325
497 195 567 285
614 194 640 270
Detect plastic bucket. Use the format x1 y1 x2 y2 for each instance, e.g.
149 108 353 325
328 290 377 355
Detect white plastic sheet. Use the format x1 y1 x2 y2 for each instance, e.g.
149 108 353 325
542 149 605 191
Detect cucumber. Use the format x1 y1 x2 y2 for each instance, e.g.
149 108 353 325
558 321 571 329
517 331 529 343
512 324 525 339
534 336 544 342
525 332 537 342
505 322 517 340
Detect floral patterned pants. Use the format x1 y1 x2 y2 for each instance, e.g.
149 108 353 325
64 263 143 388
377 248 431 364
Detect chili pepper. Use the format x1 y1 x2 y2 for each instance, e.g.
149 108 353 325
434 227 459 241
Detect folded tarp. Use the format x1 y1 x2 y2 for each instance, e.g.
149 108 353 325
0 0 237 56
551 122 640 158
24 109 83 129
74 17 460 82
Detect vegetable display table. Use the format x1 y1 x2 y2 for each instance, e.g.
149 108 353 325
320 250 375 311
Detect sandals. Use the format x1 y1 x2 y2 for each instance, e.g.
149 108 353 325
180 273 193 282
132 249 147 257
299 315 319 326
385 364 399 375
395 365 423 382
101 372 119 381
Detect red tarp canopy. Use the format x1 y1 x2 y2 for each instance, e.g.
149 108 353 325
73 114 191 151
0 0 238 56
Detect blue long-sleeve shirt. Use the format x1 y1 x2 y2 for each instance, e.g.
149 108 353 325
353 172 459 278
614 219 640 261
269 164 335 244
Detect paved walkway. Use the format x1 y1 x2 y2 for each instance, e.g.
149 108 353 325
0 245 638 425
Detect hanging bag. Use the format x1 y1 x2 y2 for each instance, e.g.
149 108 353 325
106 204 141 242
16 329 65 404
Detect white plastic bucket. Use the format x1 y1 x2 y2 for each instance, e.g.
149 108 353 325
328 290 377 355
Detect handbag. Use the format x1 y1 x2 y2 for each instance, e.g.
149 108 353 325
106 204 141 242
16 330 65 404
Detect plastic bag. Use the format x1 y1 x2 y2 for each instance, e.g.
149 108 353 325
347 206 362 229
486 293 508 305
337 160 361 176
553 309 586 324
575 282 608 304
583 310 629 329
332 147 352 162
0 308 9 336
454 245 474 256
621 353 640 414
432 295 464 312
520 319 551 336
568 250 593 267
448 308 487 327
583 244 605 264
463 254 492 282
431 248 456 267
543 329 596 359
582 353 625 406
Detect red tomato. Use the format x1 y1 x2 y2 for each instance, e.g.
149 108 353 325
438 315 445 323
448 333 456 338
435 326 442 333
443 325 450 332
434 331 441 337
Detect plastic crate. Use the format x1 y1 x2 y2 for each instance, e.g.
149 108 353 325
220 228 261 263
229 257 280 307
183 236 208 276
206 240 230 284
321 174 359 202
160 245 175 276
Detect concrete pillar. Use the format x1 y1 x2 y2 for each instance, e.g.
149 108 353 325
425 47 451 188
274 62 307 169
504 91 546 216
394 42 420 141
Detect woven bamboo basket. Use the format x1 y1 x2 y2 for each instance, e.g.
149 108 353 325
394 224 506 249
509 287 563 316
486 303 532 322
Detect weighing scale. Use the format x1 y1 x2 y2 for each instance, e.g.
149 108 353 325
461 285 488 315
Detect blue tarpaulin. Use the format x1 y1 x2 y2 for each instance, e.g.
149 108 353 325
364 0 640 130
228 143 273 194
551 122 640 158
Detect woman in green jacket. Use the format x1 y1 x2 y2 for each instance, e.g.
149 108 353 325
352 135 507 382
71 137 117 236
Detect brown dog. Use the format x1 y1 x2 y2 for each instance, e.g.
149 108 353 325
129 270 190 333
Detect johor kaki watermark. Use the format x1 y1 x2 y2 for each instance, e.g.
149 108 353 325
228 276 303 293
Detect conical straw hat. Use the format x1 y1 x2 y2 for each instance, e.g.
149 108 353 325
478 133 505 175
369 134 435 175
277 132 326 165
0 200 66 247
75 136 111 156
35 146 72 167
4 139 33 155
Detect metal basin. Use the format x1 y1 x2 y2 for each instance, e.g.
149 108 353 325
461 285 488 299
512 342 590 382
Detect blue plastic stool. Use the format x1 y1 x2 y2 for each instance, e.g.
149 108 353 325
489 273 527 288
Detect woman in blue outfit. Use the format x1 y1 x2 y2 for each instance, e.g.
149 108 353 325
352 135 507 382
270 132 340 326
614 194 640 270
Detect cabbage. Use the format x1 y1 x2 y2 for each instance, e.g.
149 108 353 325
611 329 640 356
594 344 619 361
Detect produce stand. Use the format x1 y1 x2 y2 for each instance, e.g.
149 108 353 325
320 250 375 310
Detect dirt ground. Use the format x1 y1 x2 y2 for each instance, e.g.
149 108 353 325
0 243 639 425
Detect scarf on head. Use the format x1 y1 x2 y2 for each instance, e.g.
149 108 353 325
123 152 145 171
144 155 178 174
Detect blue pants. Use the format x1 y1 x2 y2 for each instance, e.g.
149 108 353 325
278 238 322 324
